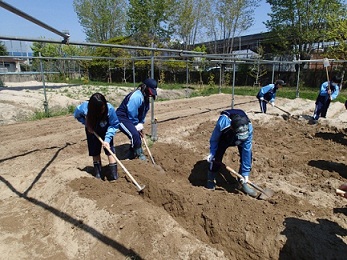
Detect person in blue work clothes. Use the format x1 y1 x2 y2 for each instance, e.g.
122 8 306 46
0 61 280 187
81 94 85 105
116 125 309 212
312 75 342 123
256 80 286 113
206 109 258 197
116 78 158 161
74 93 119 181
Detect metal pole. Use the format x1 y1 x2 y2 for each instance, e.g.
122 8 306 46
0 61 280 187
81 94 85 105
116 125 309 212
296 56 301 98
272 58 275 83
39 52 48 114
150 44 157 141
231 61 236 108
219 64 222 94
132 59 136 89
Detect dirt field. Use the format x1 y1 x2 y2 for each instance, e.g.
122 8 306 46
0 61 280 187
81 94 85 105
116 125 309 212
0 81 347 259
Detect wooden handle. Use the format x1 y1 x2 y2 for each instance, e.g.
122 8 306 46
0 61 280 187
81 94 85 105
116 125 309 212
93 132 145 192
336 188 346 195
142 137 156 165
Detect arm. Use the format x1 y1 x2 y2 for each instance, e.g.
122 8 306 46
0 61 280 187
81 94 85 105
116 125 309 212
73 102 88 125
330 85 339 100
209 115 230 156
104 104 119 143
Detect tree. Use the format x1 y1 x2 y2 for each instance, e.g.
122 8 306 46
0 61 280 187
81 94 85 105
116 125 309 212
73 0 127 42
248 46 267 86
326 6 347 60
265 0 347 60
206 0 259 53
0 41 7 55
171 0 210 49
127 0 176 45
31 42 85 77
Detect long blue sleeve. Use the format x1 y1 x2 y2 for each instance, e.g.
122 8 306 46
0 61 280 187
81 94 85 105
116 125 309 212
209 115 231 156
126 90 144 125
319 82 330 96
331 85 339 100
104 103 119 143
319 81 339 100
74 101 88 125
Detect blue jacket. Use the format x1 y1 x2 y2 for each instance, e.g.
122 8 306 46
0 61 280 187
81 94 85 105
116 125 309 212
116 89 150 124
74 101 119 143
319 81 339 100
257 83 277 103
209 109 253 177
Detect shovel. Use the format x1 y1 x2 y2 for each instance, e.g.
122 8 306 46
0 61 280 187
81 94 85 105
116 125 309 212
94 132 146 192
262 99 296 120
226 166 274 199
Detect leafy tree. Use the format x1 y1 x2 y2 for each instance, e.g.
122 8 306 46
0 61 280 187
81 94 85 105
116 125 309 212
248 46 267 86
31 42 85 77
326 6 347 60
127 0 176 45
265 0 346 60
73 0 127 42
206 0 259 53
171 0 210 49
0 41 7 55
88 37 132 81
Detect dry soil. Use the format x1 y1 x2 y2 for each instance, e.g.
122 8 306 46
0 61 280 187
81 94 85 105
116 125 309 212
0 81 347 259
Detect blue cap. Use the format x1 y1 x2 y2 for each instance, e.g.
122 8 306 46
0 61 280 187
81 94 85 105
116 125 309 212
143 78 157 96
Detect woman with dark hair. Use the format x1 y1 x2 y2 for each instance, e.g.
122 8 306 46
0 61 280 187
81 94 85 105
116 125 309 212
116 78 158 161
74 93 119 181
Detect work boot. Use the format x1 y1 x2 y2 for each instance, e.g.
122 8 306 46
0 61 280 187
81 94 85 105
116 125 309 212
241 183 258 198
206 170 216 190
134 147 147 161
108 163 118 181
93 161 103 179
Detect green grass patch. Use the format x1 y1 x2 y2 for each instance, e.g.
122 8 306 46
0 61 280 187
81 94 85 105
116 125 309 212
30 105 75 121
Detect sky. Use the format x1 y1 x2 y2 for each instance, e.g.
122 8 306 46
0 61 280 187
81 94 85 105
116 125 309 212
0 0 271 52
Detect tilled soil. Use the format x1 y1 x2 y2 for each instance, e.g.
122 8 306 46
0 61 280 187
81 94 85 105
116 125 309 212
0 89 347 259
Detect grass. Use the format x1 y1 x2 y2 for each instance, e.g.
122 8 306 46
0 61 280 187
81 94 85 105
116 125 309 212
190 84 347 103
30 105 75 121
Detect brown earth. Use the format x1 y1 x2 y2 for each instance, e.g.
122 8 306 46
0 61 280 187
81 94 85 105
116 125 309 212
0 81 347 259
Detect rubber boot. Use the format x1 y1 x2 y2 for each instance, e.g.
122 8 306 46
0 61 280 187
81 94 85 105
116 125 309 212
108 163 118 181
241 183 258 198
206 170 216 190
134 147 147 161
93 161 103 179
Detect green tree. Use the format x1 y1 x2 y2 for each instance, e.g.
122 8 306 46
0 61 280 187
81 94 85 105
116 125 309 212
89 37 132 82
73 0 127 42
127 0 176 45
265 0 346 60
326 7 347 60
0 41 7 55
31 42 85 77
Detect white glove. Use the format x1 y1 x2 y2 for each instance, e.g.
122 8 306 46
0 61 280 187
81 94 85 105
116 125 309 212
239 175 249 184
135 123 144 131
259 97 264 101
270 102 275 107
207 154 214 163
